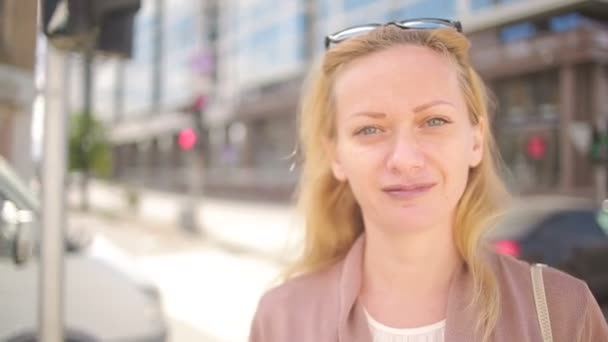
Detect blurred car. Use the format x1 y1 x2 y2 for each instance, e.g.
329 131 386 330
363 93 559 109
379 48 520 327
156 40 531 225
487 195 608 305
0 157 168 342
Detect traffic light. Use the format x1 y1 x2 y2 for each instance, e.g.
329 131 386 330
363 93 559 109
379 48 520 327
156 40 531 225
42 0 141 58
95 0 141 57
42 0 96 50
178 128 198 151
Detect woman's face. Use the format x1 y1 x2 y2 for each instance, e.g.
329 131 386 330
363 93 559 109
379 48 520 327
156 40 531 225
330 44 483 233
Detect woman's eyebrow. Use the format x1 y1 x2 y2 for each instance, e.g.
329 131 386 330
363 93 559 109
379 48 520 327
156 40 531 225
349 100 455 119
349 111 387 119
413 100 455 113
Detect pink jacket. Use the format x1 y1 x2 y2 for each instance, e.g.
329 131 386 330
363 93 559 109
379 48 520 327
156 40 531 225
249 235 608 341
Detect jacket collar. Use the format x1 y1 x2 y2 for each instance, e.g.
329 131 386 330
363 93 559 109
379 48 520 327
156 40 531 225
337 234 479 342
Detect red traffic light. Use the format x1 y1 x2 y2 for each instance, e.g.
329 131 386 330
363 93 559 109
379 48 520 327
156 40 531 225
526 135 547 160
178 128 197 151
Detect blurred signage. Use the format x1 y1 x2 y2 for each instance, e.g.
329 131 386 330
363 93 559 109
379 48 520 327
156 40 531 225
190 51 214 76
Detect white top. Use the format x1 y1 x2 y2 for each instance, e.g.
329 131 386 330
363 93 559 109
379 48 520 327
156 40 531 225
364 309 446 342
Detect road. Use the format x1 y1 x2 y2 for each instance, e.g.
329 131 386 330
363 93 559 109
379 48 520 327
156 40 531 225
69 211 284 342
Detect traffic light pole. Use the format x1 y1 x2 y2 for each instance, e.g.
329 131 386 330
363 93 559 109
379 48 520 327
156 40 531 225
39 40 67 342
37 0 141 338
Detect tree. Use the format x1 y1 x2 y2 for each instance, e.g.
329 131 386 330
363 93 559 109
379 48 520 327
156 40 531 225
68 112 112 210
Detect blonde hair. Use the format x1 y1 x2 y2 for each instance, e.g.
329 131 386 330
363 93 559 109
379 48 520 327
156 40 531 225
288 26 510 341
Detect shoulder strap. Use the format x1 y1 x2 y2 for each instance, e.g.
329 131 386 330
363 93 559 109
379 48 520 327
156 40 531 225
531 263 554 342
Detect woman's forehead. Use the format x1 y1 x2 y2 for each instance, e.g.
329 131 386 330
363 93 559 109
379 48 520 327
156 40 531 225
332 45 463 115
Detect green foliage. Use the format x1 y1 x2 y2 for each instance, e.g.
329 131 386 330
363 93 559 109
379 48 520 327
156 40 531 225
69 112 112 177
590 131 608 164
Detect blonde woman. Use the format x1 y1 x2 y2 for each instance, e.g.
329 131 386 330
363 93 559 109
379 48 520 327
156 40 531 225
249 19 608 342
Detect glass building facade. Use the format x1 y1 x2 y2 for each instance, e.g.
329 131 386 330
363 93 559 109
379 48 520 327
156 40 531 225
228 0 308 88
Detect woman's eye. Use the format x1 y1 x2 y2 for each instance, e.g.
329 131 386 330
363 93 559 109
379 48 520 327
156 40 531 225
355 126 382 135
426 117 449 127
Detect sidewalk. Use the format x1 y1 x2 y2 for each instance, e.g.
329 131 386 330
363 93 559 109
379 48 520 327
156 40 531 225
68 180 304 263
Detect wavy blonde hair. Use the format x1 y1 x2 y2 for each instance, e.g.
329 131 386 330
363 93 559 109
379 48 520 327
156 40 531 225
287 26 510 341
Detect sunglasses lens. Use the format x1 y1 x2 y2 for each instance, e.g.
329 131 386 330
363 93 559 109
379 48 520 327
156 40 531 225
401 20 451 30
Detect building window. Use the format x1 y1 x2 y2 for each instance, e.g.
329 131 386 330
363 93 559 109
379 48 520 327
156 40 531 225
499 22 536 43
250 116 297 186
550 13 584 32
498 13 589 44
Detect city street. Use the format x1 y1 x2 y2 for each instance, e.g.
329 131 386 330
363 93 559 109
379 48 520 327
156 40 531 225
68 209 285 342
2 1 608 342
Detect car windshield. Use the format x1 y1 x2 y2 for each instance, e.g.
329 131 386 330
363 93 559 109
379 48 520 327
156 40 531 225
486 196 594 241
0 157 40 213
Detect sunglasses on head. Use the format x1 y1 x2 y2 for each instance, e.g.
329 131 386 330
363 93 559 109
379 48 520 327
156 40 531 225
324 18 463 50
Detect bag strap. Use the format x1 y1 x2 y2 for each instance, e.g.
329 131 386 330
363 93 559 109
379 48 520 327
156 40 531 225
531 263 554 342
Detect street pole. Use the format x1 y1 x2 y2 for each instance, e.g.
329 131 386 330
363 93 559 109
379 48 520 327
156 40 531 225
182 148 201 234
80 46 94 210
39 39 66 342
595 117 607 207
594 64 608 207
596 165 607 206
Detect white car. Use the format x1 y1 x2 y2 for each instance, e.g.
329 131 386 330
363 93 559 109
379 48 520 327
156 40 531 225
0 158 168 342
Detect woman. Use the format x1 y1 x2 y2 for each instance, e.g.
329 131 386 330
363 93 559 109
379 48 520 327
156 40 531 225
249 19 608 342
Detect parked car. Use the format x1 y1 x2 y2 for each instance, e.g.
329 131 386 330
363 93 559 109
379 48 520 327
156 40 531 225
0 158 168 342
487 195 608 305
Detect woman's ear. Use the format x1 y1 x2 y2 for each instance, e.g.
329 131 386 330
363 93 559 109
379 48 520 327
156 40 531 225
324 137 346 181
470 121 484 168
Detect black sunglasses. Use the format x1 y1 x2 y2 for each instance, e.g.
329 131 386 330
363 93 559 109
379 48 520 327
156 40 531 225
324 18 463 50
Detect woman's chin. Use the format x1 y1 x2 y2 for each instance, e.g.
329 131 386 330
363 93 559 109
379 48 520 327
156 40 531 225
374 205 448 233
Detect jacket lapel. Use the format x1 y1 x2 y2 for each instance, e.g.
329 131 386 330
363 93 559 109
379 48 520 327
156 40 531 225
337 235 372 342
444 262 479 342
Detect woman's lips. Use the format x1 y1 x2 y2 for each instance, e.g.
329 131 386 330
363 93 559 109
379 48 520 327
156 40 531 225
382 183 436 199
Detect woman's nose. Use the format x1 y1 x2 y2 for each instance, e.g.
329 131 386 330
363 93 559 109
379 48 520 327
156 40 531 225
385 131 425 175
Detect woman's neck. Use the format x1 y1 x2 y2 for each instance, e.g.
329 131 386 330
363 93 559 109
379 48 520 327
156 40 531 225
360 223 462 327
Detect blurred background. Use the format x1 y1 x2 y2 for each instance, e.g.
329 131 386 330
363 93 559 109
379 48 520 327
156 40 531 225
2 0 608 341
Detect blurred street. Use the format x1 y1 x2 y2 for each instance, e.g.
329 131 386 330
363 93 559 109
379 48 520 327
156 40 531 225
69 203 286 342
3 1 608 341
